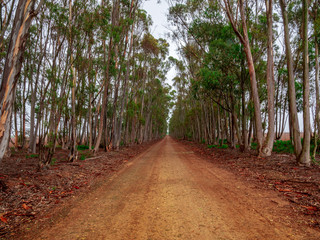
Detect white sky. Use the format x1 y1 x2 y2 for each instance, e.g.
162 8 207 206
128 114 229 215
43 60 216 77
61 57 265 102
142 0 177 88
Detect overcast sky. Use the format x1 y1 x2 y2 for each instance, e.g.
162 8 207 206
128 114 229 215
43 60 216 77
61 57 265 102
142 0 177 88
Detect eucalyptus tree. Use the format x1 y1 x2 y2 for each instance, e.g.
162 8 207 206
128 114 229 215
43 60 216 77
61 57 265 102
279 0 302 159
222 0 265 155
311 1 320 159
298 0 311 166
93 0 115 154
261 0 275 156
0 0 44 162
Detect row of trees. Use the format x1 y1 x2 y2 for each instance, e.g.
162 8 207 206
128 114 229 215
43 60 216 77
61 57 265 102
0 0 172 167
169 0 320 166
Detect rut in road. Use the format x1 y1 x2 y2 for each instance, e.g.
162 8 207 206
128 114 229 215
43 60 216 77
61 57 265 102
29 136 319 240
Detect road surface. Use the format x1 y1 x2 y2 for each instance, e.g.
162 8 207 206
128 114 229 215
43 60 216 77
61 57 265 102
30 136 319 239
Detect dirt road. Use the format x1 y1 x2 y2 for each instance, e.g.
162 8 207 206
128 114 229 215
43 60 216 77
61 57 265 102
29 136 320 239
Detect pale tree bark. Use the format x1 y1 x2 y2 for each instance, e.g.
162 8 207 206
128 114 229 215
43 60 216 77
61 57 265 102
108 0 121 150
261 0 275 157
115 0 137 150
312 2 319 161
313 36 320 159
240 60 248 151
68 0 77 162
108 37 120 150
88 44 93 150
93 0 119 154
30 24 48 153
223 0 263 154
298 0 311 166
279 0 302 158
0 0 43 162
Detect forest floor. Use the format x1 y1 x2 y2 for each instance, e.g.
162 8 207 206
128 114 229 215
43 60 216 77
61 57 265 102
0 140 159 239
179 139 320 229
5 136 320 239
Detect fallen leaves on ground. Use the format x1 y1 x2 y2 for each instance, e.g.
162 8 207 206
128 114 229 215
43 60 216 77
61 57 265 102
178 139 320 229
0 140 158 239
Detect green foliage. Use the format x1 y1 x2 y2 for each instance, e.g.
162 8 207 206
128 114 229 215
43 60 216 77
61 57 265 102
50 158 57 166
10 147 17 155
77 145 90 150
26 154 39 159
141 33 159 55
219 139 228 145
250 139 320 154
251 142 258 150
208 144 228 149
294 81 303 112
272 140 294 153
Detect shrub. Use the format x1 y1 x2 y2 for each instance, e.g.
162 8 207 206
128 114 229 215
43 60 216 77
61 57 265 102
251 142 257 150
273 140 294 154
26 154 39 159
50 158 57 166
77 145 89 150
207 144 228 149
219 139 227 145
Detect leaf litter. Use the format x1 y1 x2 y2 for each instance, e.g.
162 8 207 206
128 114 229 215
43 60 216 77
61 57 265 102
0 140 158 239
178 139 320 229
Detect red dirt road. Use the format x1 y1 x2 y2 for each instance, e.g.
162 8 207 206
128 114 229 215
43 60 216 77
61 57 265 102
25 136 320 239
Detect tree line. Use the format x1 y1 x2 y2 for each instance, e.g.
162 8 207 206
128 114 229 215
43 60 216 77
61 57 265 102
169 0 320 166
0 0 172 168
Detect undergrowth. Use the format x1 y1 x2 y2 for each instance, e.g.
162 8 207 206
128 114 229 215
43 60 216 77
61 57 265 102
207 139 320 155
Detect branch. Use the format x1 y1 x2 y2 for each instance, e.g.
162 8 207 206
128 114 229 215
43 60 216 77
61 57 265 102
223 0 245 45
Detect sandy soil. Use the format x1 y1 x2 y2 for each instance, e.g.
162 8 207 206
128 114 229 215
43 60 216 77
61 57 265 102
22 136 320 240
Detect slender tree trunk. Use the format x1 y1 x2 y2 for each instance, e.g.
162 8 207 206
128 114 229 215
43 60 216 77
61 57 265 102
138 64 147 144
93 0 119 153
298 0 311 166
14 104 18 148
313 36 320 159
115 6 136 149
69 0 77 162
240 31 263 153
88 47 93 151
261 0 275 157
240 67 248 151
0 0 43 162
279 0 302 158
21 71 27 148
224 0 263 154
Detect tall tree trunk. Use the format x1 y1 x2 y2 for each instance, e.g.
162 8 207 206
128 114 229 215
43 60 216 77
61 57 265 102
312 2 320 160
108 45 120 150
93 0 119 154
69 0 77 162
224 0 263 154
138 64 147 144
279 0 302 158
313 36 320 159
14 103 18 148
298 0 311 166
240 65 248 151
115 2 136 149
0 0 43 162
88 46 93 151
261 0 275 157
